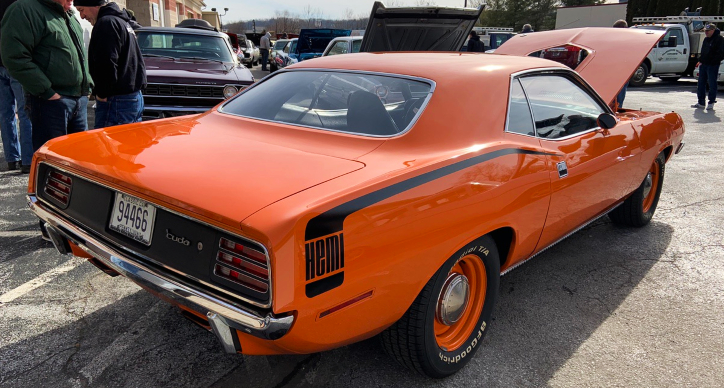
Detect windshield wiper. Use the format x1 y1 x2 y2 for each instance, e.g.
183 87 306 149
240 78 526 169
177 56 225 64
142 54 178 60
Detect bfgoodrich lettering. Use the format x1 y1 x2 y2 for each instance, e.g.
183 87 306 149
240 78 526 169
305 233 344 281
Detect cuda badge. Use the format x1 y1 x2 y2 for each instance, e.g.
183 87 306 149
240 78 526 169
166 229 191 246
557 161 568 178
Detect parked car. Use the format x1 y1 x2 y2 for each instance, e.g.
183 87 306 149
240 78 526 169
239 38 260 68
293 29 351 61
322 36 363 56
693 60 724 83
28 27 683 379
270 39 294 72
136 27 254 119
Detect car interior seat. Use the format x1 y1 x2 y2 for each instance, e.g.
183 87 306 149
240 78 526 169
346 91 399 136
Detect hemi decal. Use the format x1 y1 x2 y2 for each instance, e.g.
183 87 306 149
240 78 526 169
302 148 554 297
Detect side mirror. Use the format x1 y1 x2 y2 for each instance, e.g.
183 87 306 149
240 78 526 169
668 36 677 47
597 112 617 130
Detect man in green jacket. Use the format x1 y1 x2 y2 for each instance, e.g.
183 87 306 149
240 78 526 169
0 0 93 152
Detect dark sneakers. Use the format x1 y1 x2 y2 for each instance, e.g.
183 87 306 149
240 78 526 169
20 165 30 174
7 161 21 170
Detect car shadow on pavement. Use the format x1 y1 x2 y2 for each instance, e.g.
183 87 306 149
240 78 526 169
0 218 673 388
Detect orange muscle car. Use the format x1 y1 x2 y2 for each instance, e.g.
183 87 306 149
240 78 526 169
28 27 684 377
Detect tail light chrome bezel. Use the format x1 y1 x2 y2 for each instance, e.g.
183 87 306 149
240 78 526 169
44 169 73 208
214 237 271 295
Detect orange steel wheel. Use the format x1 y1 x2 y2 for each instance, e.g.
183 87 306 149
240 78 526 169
433 254 487 351
642 159 661 213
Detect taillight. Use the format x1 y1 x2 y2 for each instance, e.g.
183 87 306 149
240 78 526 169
45 169 73 206
215 237 269 293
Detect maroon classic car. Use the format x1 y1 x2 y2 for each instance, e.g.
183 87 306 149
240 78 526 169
137 27 255 119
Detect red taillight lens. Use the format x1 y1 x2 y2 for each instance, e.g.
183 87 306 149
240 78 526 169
214 264 268 293
217 251 269 278
216 237 269 294
219 237 267 265
45 169 73 206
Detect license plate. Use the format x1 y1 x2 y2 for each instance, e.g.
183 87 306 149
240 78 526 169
108 192 156 245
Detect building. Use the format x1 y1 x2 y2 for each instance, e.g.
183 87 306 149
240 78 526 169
126 0 207 28
555 1 628 30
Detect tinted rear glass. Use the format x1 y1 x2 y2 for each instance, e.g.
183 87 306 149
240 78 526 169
221 71 433 136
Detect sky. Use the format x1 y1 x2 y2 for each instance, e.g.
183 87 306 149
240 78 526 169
201 0 476 24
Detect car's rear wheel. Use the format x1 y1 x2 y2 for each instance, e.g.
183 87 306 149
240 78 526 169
609 153 665 227
630 63 649 87
381 235 500 378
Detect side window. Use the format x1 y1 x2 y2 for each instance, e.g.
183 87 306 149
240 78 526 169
352 39 362 53
328 42 348 56
520 75 605 140
506 79 535 136
671 29 684 45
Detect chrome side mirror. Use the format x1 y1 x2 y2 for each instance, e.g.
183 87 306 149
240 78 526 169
597 112 617 130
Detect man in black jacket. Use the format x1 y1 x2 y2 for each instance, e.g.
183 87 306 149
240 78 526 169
467 31 485 53
75 0 146 127
692 23 724 110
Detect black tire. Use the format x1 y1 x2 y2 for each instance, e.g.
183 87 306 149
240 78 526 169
629 63 649 87
270 63 277 73
609 153 665 227
381 235 500 378
244 62 252 69
659 76 681 82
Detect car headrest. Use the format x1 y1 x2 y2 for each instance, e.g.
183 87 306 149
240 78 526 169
346 91 399 136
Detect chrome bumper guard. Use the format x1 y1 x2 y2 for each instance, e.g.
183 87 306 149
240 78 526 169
28 195 293 352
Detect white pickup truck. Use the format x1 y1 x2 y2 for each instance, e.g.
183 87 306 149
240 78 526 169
629 15 724 86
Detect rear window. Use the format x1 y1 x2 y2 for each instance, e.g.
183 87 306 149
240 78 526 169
220 71 433 136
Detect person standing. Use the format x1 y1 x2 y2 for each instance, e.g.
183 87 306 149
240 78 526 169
613 19 629 109
0 0 92 152
692 23 724 110
467 30 485 52
75 0 146 128
259 29 271 71
0 0 32 172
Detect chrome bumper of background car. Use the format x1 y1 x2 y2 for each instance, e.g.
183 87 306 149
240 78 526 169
28 195 293 352
142 105 208 120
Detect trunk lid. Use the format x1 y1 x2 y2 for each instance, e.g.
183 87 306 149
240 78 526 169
494 27 665 105
41 117 366 224
359 1 483 52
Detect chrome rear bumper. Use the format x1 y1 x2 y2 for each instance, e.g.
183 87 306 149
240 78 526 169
28 195 293 353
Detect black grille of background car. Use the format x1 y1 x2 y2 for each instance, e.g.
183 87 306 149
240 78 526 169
143 83 225 98
35 163 272 308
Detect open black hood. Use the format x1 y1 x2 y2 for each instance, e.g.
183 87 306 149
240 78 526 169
360 1 484 52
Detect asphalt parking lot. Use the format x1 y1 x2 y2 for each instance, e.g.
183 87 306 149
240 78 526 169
1 76 722 388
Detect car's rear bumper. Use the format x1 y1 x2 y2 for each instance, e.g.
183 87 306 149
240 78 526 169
27 194 294 353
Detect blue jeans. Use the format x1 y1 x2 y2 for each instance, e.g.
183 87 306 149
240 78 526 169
616 81 628 108
27 94 88 152
0 67 33 165
697 63 720 105
260 49 269 70
94 90 144 129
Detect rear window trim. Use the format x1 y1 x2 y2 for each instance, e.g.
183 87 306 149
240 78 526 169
217 68 437 138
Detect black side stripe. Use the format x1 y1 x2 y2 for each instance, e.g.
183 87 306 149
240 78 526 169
305 148 554 241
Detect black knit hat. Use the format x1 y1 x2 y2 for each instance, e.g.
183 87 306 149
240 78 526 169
73 0 107 6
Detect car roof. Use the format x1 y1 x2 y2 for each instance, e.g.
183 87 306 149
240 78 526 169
331 36 364 41
290 52 567 82
137 26 226 37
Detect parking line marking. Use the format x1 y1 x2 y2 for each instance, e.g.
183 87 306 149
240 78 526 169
0 231 41 238
0 258 84 304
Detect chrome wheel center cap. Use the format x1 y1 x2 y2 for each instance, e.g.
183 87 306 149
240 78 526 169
436 273 470 326
643 172 653 198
